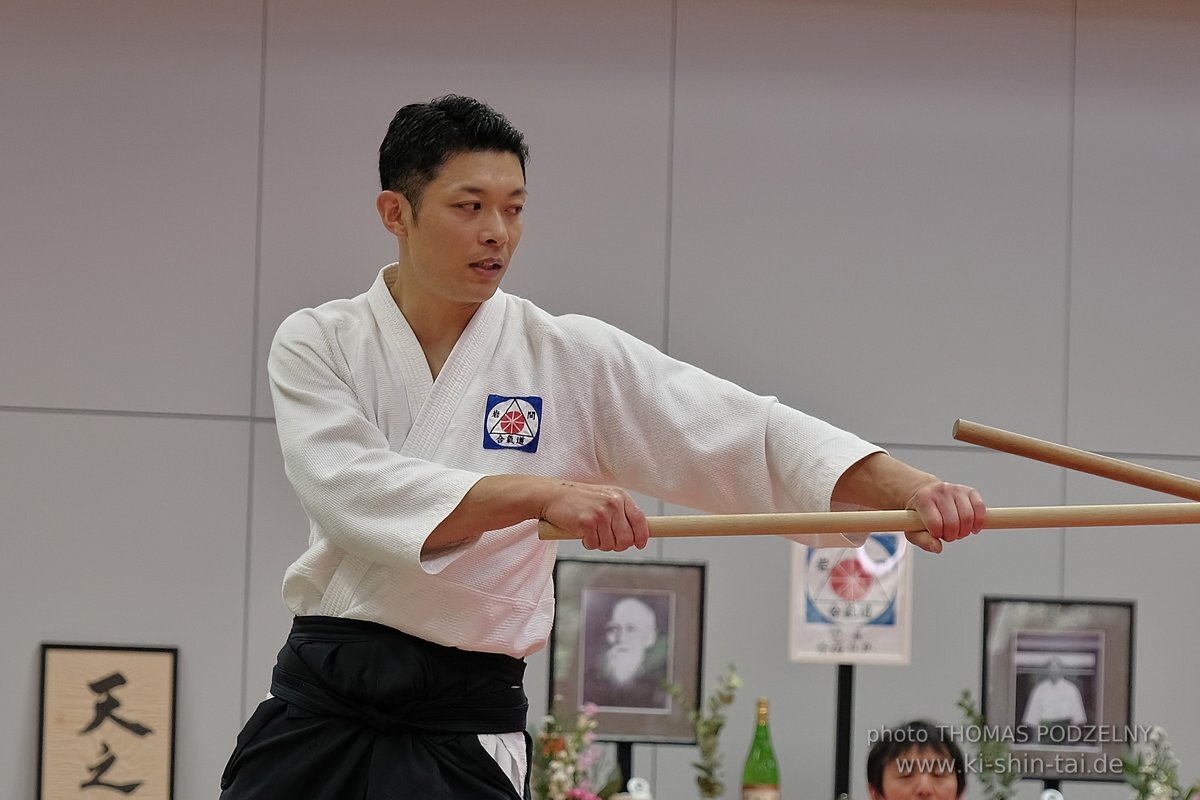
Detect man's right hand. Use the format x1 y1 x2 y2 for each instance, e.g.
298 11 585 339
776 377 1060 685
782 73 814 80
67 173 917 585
540 480 649 552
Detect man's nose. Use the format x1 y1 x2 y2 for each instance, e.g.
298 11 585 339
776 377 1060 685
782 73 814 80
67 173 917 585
479 210 509 246
912 772 935 797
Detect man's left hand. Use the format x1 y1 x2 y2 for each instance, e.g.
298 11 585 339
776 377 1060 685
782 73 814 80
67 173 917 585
904 482 986 553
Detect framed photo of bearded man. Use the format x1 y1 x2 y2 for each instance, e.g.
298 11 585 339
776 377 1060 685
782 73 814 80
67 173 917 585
548 558 706 743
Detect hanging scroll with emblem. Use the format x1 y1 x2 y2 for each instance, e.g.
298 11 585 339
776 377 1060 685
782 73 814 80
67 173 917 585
788 533 913 665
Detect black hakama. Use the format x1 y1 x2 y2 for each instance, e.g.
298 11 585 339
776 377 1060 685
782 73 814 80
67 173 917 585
220 616 530 799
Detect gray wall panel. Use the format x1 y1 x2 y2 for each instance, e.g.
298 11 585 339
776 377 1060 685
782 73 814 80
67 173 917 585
0 2 261 415
1067 1 1200 456
0 411 249 799
670 0 1073 447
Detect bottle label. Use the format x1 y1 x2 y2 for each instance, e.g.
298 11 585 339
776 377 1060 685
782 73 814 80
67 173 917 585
742 787 780 800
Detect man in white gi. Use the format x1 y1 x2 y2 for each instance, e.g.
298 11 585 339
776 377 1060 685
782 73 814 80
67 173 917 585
219 95 987 800
1022 656 1088 743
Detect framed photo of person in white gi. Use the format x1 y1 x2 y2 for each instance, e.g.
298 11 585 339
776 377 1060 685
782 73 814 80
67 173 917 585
549 558 706 743
981 596 1135 783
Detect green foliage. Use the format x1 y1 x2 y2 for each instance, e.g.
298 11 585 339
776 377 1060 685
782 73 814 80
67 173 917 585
665 664 741 799
1123 726 1199 800
956 690 1021 800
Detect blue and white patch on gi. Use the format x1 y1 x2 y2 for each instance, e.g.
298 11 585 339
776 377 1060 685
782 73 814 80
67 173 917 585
483 394 542 453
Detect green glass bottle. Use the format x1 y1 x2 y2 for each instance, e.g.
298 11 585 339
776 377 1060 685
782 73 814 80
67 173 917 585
742 697 781 800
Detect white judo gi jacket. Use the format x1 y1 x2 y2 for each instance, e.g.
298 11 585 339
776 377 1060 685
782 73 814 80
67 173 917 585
269 265 882 660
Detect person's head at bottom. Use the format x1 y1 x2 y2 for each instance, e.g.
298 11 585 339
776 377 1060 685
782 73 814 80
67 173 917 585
866 720 966 800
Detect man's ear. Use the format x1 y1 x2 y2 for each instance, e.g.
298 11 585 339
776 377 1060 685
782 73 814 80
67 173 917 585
867 785 885 800
376 190 412 238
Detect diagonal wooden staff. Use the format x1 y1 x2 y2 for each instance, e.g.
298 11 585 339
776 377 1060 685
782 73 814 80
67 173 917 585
536 502 1200 540
952 419 1200 501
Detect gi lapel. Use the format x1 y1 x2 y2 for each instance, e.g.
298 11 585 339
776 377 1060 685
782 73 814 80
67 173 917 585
402 290 506 461
318 283 506 617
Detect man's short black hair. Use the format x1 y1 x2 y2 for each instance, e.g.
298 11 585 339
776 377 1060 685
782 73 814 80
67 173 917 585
378 95 529 218
866 720 966 797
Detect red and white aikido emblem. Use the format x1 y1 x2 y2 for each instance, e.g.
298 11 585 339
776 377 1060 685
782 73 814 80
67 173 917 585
484 394 542 452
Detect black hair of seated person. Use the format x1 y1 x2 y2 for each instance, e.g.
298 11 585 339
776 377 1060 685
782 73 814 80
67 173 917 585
866 719 967 797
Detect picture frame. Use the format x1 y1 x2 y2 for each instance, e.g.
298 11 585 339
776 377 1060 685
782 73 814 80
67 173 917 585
39 643 178 800
549 558 706 743
981 596 1135 783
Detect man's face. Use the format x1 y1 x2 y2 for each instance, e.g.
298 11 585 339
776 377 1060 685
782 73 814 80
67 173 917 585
868 746 961 800
602 599 657 685
397 150 526 308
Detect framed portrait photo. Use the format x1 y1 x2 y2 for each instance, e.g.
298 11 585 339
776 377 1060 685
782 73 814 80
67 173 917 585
39 643 178 800
981 596 1135 782
549 558 706 743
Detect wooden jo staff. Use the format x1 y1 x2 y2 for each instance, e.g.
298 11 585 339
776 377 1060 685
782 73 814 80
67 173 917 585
539 420 1200 541
537 502 1200 541
952 419 1200 502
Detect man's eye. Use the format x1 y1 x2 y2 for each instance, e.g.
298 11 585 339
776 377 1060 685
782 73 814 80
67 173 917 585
508 205 524 215
459 202 482 211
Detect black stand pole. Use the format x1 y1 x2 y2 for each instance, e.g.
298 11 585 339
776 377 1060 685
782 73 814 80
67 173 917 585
1042 778 1063 797
617 741 633 787
833 664 855 799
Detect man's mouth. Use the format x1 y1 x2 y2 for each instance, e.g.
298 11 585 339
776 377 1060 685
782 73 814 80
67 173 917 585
469 258 504 271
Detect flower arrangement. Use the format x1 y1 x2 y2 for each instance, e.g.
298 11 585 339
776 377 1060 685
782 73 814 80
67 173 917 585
956 690 1020 800
664 663 741 799
531 698 621 800
1123 726 1199 800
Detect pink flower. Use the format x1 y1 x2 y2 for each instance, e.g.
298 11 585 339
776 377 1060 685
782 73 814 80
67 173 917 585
581 702 599 717
565 789 601 800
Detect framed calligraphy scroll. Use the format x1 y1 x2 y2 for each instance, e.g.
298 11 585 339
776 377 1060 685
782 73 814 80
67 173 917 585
39 643 178 799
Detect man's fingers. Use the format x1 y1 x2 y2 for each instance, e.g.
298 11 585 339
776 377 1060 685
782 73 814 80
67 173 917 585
904 481 989 548
951 490 977 540
627 501 649 549
610 511 635 552
581 526 599 550
569 487 648 551
970 489 987 534
909 493 945 540
905 529 943 554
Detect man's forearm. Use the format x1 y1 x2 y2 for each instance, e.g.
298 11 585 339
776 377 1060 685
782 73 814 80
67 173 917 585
422 474 557 555
831 452 938 510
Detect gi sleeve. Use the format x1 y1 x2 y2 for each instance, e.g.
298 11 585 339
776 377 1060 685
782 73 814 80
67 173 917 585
575 319 882 547
268 311 486 570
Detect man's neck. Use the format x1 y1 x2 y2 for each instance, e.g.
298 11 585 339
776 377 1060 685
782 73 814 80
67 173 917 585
386 266 481 380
